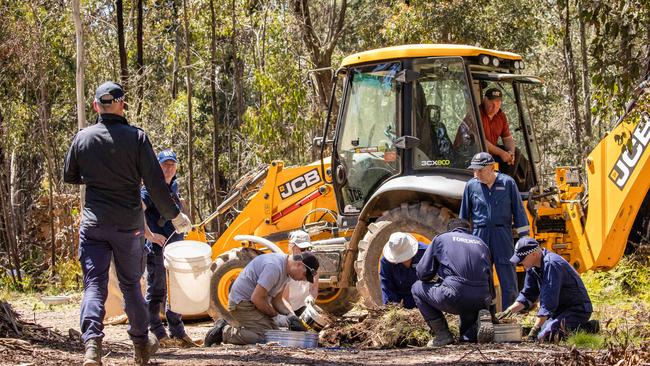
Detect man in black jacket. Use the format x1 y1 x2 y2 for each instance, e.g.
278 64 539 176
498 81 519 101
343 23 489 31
64 81 192 366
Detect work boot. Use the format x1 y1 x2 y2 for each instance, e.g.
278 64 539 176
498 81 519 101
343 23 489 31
204 319 227 347
133 334 159 365
584 320 600 334
426 318 454 347
477 309 494 343
83 338 102 366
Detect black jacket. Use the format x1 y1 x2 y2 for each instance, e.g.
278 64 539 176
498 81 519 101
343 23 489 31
63 114 180 230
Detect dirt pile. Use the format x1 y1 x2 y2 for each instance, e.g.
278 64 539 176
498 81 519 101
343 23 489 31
320 306 431 348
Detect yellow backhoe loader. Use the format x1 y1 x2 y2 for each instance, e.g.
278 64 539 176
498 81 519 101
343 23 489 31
178 45 650 323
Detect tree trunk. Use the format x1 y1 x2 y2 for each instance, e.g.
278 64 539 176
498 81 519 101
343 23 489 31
171 0 180 99
209 0 221 211
231 0 244 125
559 0 582 155
182 0 195 221
578 0 592 138
72 0 87 241
0 112 22 287
292 0 347 113
135 0 144 122
116 0 129 91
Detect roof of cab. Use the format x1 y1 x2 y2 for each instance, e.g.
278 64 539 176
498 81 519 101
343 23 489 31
340 44 522 67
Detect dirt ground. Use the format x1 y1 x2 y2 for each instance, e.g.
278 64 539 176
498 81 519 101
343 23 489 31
0 296 584 366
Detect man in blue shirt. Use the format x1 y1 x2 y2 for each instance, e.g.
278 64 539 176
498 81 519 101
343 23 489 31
460 152 529 309
412 219 495 347
499 237 599 341
142 149 195 347
380 232 427 309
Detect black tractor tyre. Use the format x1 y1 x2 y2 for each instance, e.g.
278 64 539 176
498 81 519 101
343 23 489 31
208 248 259 325
355 202 453 309
316 287 360 316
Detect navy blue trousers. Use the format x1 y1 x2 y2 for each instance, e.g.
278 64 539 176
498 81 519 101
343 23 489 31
538 308 592 341
146 240 186 339
412 280 489 342
79 224 148 343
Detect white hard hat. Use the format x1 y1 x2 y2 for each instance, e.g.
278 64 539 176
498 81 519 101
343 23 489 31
382 232 418 264
289 230 311 249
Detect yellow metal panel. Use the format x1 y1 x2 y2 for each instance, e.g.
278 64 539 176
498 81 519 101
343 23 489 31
581 93 650 270
340 44 522 67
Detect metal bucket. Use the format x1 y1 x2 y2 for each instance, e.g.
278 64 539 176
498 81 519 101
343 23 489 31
299 304 332 331
493 323 522 342
264 330 319 348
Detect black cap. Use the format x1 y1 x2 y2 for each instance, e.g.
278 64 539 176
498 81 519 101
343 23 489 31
484 88 503 100
510 237 540 264
467 152 495 170
95 81 125 104
298 252 319 283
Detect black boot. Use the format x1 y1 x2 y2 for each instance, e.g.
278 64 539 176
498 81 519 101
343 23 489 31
584 320 600 334
133 333 159 365
83 338 102 366
477 309 494 343
204 319 227 347
426 318 454 347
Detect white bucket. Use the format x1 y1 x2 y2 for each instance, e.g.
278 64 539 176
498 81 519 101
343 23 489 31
164 240 213 315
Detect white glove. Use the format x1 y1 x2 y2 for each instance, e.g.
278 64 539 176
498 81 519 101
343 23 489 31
305 295 316 306
273 314 289 327
171 212 192 233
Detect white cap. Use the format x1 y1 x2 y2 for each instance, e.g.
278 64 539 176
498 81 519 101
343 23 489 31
289 230 311 249
382 232 418 264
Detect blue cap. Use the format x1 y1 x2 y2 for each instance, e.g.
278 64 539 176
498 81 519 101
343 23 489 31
467 152 495 170
158 149 178 163
95 81 125 104
510 237 540 264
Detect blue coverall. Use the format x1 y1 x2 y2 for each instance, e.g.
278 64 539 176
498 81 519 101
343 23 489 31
142 178 186 340
516 249 593 341
380 243 428 309
411 228 495 342
460 172 529 309
63 113 180 344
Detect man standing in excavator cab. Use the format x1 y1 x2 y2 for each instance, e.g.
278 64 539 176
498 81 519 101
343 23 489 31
480 88 516 171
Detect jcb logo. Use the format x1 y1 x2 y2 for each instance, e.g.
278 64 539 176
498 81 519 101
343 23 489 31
278 169 321 199
609 113 650 190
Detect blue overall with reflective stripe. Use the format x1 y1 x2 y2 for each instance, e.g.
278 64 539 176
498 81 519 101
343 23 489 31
459 172 529 308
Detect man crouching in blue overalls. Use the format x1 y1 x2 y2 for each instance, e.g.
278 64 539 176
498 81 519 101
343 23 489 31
460 152 529 310
411 219 496 347
142 149 196 347
499 237 600 341
380 232 428 309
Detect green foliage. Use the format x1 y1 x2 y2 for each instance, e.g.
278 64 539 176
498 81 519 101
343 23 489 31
566 331 605 349
582 256 650 304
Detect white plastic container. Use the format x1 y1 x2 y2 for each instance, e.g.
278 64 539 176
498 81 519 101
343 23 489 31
163 240 213 315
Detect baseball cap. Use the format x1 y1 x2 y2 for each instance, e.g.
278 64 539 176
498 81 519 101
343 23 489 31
484 88 503 100
510 237 540 264
158 149 178 164
95 81 125 104
289 230 311 249
467 152 495 170
298 252 320 283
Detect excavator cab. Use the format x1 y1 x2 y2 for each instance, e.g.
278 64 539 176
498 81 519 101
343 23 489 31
317 45 545 308
327 47 542 219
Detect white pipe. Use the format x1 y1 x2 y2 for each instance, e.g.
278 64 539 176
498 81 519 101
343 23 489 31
233 235 283 254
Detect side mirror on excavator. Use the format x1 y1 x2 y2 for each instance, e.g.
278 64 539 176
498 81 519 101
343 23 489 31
394 135 420 150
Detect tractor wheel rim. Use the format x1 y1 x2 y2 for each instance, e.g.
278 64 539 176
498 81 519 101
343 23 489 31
217 268 242 308
316 287 343 304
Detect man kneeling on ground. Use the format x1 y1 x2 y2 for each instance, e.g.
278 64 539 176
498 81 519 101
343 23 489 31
499 237 599 341
412 218 496 347
203 251 319 346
